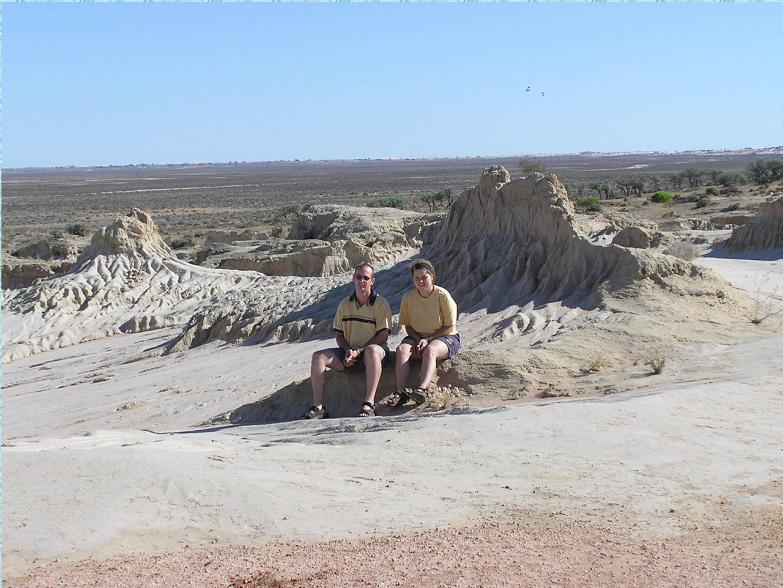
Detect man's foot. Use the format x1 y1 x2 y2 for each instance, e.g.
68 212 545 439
304 405 328 419
358 401 375 417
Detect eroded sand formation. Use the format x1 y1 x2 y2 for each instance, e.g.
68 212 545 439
724 196 783 251
2 209 340 361
4 167 747 368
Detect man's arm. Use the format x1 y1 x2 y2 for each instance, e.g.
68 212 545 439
356 329 389 354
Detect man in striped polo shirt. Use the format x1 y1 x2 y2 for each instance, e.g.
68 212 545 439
304 262 392 419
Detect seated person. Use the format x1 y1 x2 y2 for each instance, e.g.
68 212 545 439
394 259 460 406
305 262 392 418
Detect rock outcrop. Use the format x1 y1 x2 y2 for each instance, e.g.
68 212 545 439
2 209 339 361
723 198 783 251
195 205 437 278
168 166 737 352
612 226 664 249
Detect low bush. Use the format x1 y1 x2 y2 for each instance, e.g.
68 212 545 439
651 191 673 203
705 187 719 196
368 197 405 209
695 195 712 209
575 196 601 212
67 224 88 236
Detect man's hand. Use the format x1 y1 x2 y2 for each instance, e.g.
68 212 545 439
343 348 361 367
415 338 429 354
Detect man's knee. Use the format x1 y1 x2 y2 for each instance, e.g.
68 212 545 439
312 349 332 368
364 345 384 363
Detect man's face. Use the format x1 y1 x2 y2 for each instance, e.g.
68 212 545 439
353 267 374 296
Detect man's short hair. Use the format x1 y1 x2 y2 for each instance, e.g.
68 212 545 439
354 262 375 276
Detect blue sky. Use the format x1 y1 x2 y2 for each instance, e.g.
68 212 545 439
3 3 782 168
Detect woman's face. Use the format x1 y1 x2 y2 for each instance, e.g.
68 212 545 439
413 268 434 294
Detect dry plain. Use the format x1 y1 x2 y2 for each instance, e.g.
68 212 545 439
2 152 783 587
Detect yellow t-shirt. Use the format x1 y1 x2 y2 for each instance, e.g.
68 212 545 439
399 285 458 339
333 290 392 348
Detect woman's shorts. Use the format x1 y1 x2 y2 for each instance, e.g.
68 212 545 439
402 334 461 358
433 334 461 358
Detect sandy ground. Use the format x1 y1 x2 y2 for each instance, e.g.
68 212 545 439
3 253 783 586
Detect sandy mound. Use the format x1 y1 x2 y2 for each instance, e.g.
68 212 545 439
2 209 340 361
724 197 783 251
199 205 434 277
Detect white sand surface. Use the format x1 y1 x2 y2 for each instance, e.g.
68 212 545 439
3 244 783 585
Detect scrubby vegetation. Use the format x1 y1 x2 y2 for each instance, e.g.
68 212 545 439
651 191 673 203
575 196 601 212
747 159 783 184
420 188 455 211
367 197 405 209
67 224 88 236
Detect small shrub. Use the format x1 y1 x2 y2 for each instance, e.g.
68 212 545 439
583 356 605 373
67 223 88 236
705 187 719 196
170 237 195 249
722 203 741 212
368 197 405 209
270 226 284 238
575 196 601 212
646 356 665 375
750 275 782 325
651 191 673 203
695 195 712 209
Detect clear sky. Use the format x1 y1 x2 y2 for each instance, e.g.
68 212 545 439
3 3 782 168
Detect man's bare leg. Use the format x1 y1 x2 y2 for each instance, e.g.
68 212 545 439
363 344 385 405
310 349 343 407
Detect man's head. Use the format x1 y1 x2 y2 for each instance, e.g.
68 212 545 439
353 262 375 297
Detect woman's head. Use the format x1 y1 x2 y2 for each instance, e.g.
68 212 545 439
410 259 436 293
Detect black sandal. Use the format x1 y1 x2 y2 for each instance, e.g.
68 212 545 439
358 401 375 417
304 405 328 419
409 388 427 405
393 392 411 408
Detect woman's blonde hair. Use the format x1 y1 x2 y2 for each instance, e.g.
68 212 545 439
410 258 436 280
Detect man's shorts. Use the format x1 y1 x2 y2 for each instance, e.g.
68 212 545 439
331 344 390 370
401 334 461 359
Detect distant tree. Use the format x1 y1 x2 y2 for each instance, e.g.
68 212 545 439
368 197 405 209
421 193 437 212
615 179 634 198
631 178 645 197
707 169 722 185
717 172 744 187
683 168 705 189
438 188 456 208
748 159 783 184
518 157 545 176
647 175 662 192
67 223 88 237
667 173 685 190
275 204 301 221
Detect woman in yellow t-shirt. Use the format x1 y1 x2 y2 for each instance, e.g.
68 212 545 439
395 259 460 406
